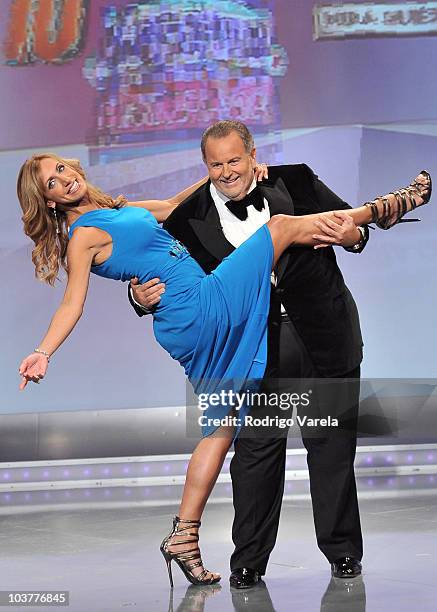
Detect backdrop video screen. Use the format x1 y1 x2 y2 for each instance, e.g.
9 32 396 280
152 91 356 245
85 1 287 144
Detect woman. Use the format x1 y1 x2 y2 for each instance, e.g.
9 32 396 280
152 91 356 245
17 153 431 587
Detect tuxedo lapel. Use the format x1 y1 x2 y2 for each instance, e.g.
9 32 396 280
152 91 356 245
188 184 235 262
260 177 295 284
259 177 295 216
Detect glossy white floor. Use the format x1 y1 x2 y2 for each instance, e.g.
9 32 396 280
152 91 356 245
0 494 436 612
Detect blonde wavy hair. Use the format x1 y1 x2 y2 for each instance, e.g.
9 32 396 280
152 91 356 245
17 153 127 286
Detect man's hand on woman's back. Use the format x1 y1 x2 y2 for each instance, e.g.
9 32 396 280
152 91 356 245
130 277 165 313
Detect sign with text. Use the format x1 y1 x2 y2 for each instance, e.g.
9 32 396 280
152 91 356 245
313 1 437 39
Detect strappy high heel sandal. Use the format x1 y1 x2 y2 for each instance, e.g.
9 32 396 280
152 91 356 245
365 170 432 230
160 516 221 587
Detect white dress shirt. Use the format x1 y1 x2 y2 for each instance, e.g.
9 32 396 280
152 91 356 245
210 179 270 247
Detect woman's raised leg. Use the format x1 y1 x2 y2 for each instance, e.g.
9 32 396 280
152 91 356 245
267 170 432 266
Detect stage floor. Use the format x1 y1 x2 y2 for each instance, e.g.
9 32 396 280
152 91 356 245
1 495 436 611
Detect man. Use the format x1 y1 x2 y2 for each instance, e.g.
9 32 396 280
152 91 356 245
129 120 368 587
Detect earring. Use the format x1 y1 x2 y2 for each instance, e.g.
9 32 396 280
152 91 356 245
53 207 60 234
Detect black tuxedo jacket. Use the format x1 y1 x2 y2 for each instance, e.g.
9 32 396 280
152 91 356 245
130 164 368 376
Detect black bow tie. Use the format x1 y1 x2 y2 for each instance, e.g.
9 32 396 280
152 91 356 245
224 187 265 221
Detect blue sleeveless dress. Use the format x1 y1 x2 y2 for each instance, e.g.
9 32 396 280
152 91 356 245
69 206 273 436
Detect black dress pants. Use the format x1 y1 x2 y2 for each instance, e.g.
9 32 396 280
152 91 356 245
229 316 363 574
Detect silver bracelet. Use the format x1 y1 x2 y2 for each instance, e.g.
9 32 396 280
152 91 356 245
347 225 366 252
34 348 50 362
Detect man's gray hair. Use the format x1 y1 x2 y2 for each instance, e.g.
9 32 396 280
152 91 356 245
200 120 255 159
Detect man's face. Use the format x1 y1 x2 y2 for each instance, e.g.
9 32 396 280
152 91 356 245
203 131 256 201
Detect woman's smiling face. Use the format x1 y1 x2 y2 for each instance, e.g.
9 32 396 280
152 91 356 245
38 156 87 208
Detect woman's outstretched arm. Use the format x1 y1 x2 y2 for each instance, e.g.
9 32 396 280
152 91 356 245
18 228 96 389
128 176 209 223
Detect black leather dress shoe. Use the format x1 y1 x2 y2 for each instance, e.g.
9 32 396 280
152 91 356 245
229 567 261 589
331 557 362 578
